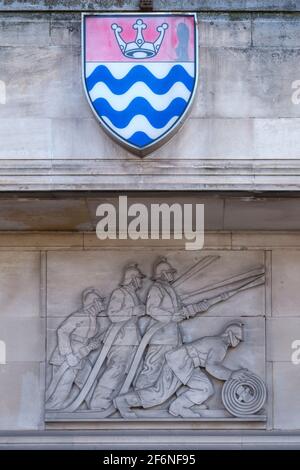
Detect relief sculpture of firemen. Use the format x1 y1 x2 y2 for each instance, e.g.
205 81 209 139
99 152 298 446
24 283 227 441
46 256 267 420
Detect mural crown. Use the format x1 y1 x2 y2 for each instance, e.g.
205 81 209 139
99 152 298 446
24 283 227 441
111 18 168 59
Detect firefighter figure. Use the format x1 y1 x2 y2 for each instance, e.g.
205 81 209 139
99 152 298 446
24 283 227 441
90 264 146 411
134 257 231 393
46 288 106 410
134 258 185 391
115 322 250 418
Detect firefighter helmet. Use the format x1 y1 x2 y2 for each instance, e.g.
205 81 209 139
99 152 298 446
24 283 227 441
82 288 105 308
223 321 243 342
153 257 177 280
121 264 146 286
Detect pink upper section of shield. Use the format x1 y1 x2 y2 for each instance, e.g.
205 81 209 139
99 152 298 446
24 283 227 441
85 15 195 62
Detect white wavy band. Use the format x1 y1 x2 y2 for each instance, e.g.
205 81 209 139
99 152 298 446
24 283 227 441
89 81 191 111
102 115 178 140
85 62 195 79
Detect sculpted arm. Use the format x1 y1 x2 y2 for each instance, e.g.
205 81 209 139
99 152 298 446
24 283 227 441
107 289 127 322
205 344 251 382
57 316 77 356
205 347 233 381
184 293 231 318
146 286 173 323
108 289 144 322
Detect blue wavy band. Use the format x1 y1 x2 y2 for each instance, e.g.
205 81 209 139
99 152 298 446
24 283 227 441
93 97 186 129
127 131 154 148
86 64 194 94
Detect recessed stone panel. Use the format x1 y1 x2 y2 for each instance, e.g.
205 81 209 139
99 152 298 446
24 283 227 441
46 249 266 422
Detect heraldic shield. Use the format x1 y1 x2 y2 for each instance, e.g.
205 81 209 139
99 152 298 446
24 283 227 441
82 13 198 156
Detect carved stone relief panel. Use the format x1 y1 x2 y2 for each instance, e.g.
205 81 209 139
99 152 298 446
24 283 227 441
45 250 267 422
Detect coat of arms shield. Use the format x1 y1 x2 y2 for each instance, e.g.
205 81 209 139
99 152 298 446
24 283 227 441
82 13 198 156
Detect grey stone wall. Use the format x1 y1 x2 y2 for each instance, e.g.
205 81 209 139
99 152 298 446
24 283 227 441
0 230 299 435
0 0 300 447
0 5 300 189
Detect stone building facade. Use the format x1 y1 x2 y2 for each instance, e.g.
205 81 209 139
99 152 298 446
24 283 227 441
0 0 300 449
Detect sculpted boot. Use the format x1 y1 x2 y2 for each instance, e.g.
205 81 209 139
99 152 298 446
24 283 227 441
169 395 202 418
89 385 113 411
114 392 142 419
